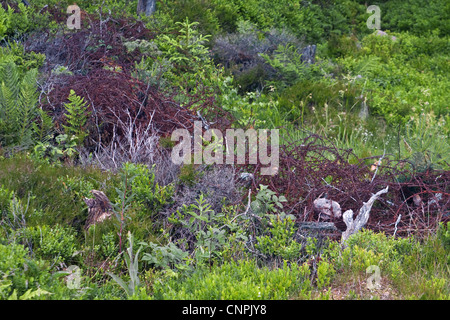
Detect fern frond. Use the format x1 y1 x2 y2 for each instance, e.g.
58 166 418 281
32 108 54 143
0 80 18 122
19 68 38 120
0 61 39 148
17 68 38 147
353 55 381 78
0 62 21 145
0 61 20 100
63 89 90 145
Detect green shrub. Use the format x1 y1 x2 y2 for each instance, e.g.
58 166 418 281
157 0 221 37
0 42 45 74
178 164 198 186
0 191 30 238
325 34 360 58
141 241 189 271
0 154 119 228
316 260 335 290
0 185 14 218
166 194 251 268
0 241 50 298
0 3 33 40
170 194 227 264
130 164 173 215
261 43 323 88
152 259 311 299
18 224 78 264
255 215 303 261
336 31 449 125
141 18 231 110
277 79 364 134
212 20 300 93
437 222 450 253
250 184 287 216
84 230 119 261
326 229 414 273
58 175 96 201
32 134 78 165
380 0 449 36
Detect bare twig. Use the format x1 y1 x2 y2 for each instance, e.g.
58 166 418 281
393 214 401 237
371 149 386 183
226 189 252 225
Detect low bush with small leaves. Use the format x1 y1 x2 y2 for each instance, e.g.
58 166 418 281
152 259 312 300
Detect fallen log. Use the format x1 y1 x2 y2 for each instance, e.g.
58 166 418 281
297 222 338 231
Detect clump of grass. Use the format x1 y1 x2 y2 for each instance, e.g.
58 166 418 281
0 153 119 228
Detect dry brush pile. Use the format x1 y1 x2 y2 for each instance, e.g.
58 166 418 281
21 12 448 241
25 13 231 156
243 133 449 240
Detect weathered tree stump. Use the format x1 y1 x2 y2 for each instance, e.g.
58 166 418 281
137 0 156 16
341 186 389 244
300 45 316 64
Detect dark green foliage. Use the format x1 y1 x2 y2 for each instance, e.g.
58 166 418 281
324 34 360 58
234 63 269 94
380 0 449 36
130 164 173 214
0 3 33 40
158 0 222 37
0 61 39 148
212 21 301 93
0 154 119 228
178 164 199 187
277 80 363 122
0 42 45 74
437 222 450 253
255 215 303 260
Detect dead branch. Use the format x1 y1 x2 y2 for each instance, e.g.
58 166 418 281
341 186 389 244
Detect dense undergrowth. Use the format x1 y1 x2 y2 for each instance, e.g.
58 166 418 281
0 0 448 300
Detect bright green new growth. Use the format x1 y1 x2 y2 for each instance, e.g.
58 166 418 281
152 259 312 300
63 89 90 146
0 4 32 40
